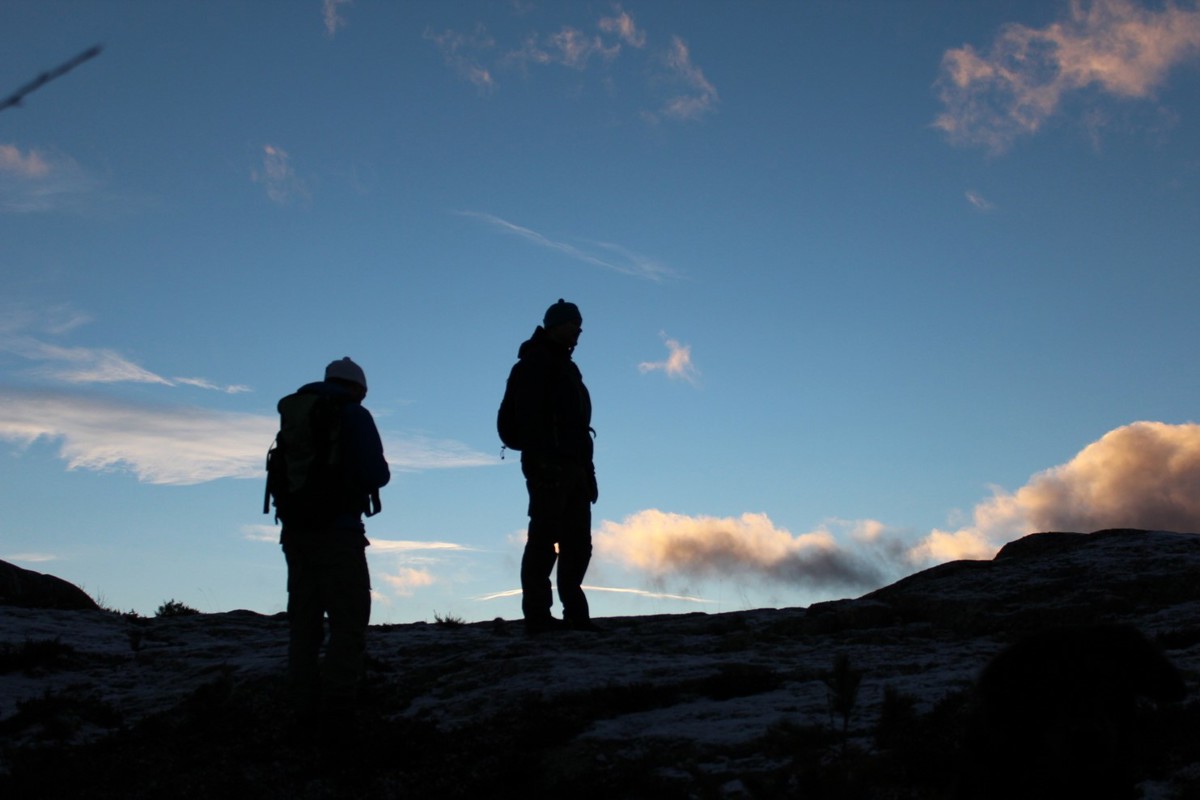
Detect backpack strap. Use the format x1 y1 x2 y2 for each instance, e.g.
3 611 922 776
263 438 278 517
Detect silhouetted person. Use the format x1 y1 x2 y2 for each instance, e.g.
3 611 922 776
960 623 1185 799
506 300 598 633
268 357 390 726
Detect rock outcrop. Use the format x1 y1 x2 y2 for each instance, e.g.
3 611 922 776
0 560 98 610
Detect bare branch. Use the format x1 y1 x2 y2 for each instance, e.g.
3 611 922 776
0 45 103 114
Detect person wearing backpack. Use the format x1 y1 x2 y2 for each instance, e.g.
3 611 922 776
265 356 390 726
500 299 599 634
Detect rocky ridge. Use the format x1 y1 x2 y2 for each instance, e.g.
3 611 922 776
1 529 1198 798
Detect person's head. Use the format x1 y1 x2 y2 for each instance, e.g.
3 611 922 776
325 356 368 400
543 298 582 348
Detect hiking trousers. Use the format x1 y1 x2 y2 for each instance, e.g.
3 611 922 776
282 531 371 713
521 480 592 624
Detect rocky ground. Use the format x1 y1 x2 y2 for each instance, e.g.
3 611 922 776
2 529 1199 798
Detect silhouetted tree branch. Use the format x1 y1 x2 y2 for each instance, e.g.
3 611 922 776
0 45 103 113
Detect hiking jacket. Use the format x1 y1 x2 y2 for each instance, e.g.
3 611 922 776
508 326 594 474
285 380 390 537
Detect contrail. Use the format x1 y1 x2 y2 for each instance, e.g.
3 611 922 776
0 45 104 113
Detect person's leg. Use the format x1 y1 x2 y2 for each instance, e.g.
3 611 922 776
521 524 558 622
319 537 372 712
283 540 324 715
556 491 593 626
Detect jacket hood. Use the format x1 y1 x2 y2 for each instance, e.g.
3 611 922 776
297 380 362 403
518 325 573 361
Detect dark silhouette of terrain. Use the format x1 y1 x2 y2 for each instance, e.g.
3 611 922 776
1 529 1198 798
963 624 1186 799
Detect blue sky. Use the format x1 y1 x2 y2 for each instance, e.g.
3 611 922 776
3 0 1200 623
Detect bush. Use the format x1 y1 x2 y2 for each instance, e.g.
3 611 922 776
154 599 200 618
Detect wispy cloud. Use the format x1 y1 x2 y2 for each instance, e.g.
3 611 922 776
934 0 1200 153
424 25 497 92
0 143 50 177
653 36 719 122
599 6 646 49
507 27 621 70
383 434 495 470
583 585 712 603
0 143 98 213
910 420 1200 562
370 539 478 554
965 190 996 212
458 210 676 281
323 0 352 37
596 511 891 592
0 310 250 393
173 377 251 394
251 144 310 205
0 389 274 485
1 552 59 564
427 8 715 123
474 584 712 604
0 391 495 485
638 332 700 385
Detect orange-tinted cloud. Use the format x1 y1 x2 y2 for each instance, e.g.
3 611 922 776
911 421 1200 562
0 144 50 177
638 332 699 384
595 510 886 590
935 0 1200 152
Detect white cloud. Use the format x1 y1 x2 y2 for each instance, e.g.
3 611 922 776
241 525 279 543
20 342 175 386
0 307 253 394
0 389 496 485
475 587 524 601
173 377 252 394
1 553 59 564
251 144 310 205
638 332 700 385
458 210 676 281
383 434 495 470
0 389 274 485
965 190 996 212
380 566 437 596
370 539 477 553
934 0 1200 152
323 0 352 37
474 584 713 604
583 585 712 604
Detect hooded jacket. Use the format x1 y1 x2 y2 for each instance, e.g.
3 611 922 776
508 326 593 470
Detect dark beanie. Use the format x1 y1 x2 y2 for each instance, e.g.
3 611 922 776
543 298 582 329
